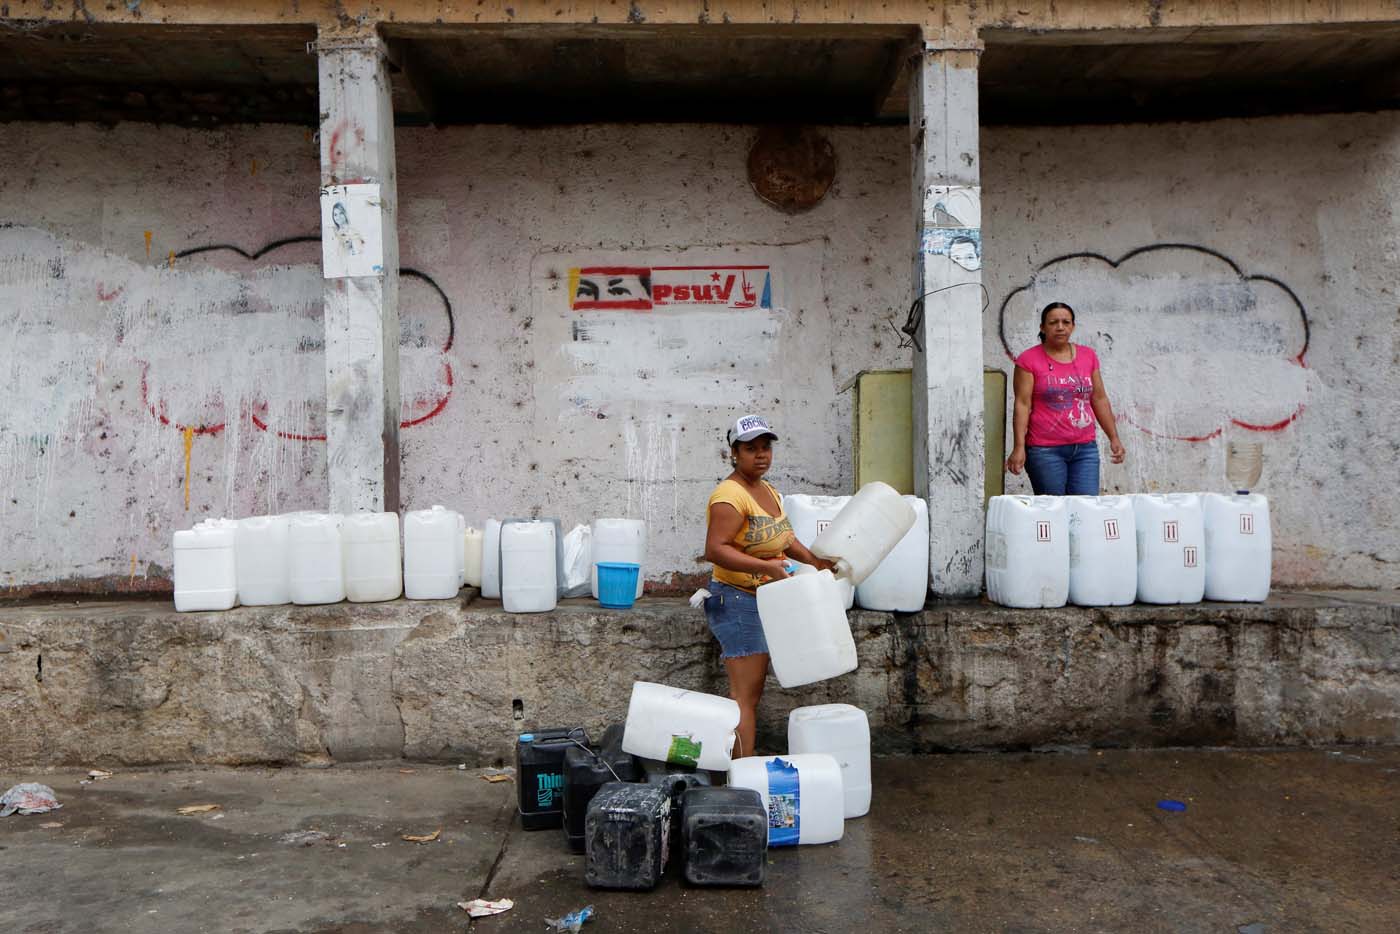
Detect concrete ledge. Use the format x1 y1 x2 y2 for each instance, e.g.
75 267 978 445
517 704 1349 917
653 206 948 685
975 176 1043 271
1 591 1396 767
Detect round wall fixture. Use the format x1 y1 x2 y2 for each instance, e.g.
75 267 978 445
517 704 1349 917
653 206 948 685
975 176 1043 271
747 126 836 213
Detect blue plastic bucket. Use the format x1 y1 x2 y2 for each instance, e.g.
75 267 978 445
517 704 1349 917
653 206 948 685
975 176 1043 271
596 562 641 609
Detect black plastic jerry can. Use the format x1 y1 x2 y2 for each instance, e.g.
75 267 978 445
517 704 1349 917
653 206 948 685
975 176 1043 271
585 782 672 890
563 742 641 853
515 728 587 831
682 786 767 887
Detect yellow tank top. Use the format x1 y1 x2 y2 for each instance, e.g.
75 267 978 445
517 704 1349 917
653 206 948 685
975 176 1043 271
706 478 796 592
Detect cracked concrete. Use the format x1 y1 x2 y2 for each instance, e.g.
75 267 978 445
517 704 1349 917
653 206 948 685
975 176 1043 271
1 590 1397 768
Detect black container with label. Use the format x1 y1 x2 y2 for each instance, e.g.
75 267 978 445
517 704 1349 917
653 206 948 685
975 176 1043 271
563 739 641 853
584 782 672 890
681 786 767 887
515 727 587 831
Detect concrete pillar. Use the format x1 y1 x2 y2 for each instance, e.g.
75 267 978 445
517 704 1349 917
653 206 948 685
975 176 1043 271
910 42 984 597
316 31 401 514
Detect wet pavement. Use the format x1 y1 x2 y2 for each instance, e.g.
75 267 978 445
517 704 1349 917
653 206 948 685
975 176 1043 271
2 748 1398 933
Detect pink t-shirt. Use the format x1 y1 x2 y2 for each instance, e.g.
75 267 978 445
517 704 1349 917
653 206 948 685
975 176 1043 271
1015 344 1100 447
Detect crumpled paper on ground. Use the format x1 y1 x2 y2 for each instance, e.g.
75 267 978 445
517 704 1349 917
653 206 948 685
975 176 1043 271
458 898 513 918
1 783 62 816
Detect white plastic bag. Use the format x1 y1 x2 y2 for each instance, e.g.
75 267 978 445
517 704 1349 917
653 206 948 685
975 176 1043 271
561 524 592 598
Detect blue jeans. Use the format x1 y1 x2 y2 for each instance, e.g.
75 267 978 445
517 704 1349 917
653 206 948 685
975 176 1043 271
1024 442 1100 496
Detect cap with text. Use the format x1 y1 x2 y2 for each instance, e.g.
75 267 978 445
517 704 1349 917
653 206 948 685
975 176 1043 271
726 414 779 446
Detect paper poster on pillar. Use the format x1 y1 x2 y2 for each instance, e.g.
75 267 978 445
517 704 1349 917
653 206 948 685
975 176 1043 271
921 185 982 272
320 184 385 279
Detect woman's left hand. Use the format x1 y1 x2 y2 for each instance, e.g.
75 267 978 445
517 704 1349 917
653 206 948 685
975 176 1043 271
1109 438 1126 464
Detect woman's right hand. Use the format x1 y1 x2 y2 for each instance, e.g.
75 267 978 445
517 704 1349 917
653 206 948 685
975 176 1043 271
764 560 792 582
1006 445 1026 476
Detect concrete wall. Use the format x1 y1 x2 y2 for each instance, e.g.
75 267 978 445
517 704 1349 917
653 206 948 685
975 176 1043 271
1 113 1397 592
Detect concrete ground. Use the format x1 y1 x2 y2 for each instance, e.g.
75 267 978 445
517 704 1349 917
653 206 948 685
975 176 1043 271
2 748 1398 933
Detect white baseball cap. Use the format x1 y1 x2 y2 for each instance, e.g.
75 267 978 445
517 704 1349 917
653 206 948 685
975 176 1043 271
726 414 779 446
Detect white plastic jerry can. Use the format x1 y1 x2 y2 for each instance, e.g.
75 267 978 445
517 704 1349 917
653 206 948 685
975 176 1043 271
855 496 930 612
984 495 1069 608
785 495 855 609
590 518 646 601
811 482 917 586
755 571 858 688
621 681 740 772
1132 493 1205 605
1203 492 1272 602
500 520 558 613
463 526 484 589
1066 496 1137 607
288 513 346 605
481 519 503 599
173 521 238 612
727 754 845 846
342 512 402 603
403 505 460 600
235 515 291 606
787 704 872 819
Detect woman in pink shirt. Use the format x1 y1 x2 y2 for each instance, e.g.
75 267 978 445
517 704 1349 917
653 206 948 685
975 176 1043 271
1005 302 1126 495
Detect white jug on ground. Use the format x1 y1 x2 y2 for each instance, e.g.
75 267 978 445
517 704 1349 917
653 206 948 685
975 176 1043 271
811 482 917 586
455 511 467 587
855 496 930 612
756 571 858 688
403 505 460 600
288 513 345 605
235 515 291 606
985 495 1069 608
342 512 402 603
174 522 238 612
501 520 558 613
787 704 871 819
1203 492 1272 602
1066 496 1137 607
727 754 845 846
621 681 740 772
590 518 646 600
1133 493 1205 604
785 494 854 609
463 526 484 588
481 519 503 599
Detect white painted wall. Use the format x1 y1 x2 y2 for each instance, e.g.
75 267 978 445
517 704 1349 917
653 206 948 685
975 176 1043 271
0 114 1395 591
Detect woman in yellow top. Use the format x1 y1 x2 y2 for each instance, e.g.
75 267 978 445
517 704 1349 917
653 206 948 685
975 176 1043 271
703 414 834 758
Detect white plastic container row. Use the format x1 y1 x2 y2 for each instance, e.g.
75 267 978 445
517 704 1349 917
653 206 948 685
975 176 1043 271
985 493 1272 608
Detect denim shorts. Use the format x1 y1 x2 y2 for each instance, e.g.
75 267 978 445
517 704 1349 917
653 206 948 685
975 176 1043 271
703 580 769 659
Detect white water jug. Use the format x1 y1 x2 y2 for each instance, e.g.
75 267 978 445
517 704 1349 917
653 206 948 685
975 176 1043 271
463 526 484 588
984 495 1069 608
812 482 917 586
481 519 503 599
787 704 871 819
590 518 646 600
789 561 854 608
288 513 345 605
235 515 291 606
1203 492 1272 602
756 570 858 688
455 511 467 587
342 512 402 603
785 494 854 608
403 505 460 600
621 681 740 772
501 520 558 612
727 754 845 846
1066 496 1137 607
855 496 929 612
174 521 238 612
1132 493 1205 604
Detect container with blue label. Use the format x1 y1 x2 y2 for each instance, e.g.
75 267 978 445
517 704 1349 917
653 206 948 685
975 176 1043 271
515 727 588 831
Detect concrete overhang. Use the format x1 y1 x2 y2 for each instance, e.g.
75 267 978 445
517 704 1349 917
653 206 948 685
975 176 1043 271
2 20 1399 126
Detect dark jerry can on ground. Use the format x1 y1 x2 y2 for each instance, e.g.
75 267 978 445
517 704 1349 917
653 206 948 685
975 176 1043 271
563 732 641 853
682 786 767 887
516 727 588 831
585 782 672 890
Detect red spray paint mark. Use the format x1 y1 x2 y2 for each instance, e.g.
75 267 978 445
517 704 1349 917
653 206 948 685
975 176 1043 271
138 363 225 436
96 283 123 302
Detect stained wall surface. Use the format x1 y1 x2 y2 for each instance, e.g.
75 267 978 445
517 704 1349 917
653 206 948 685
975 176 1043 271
0 113 1395 591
